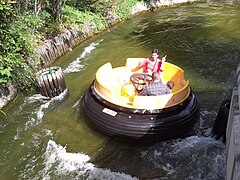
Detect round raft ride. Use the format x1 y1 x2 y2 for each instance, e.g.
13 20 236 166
82 58 200 142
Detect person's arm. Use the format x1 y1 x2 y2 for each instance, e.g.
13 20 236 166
162 55 167 62
139 58 148 68
158 55 167 72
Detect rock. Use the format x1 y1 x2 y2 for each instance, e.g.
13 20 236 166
0 82 17 109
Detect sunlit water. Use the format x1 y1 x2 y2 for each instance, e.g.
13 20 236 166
1 1 240 179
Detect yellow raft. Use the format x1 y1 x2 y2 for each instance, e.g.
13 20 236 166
82 58 200 142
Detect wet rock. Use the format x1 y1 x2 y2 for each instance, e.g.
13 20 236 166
0 82 17 109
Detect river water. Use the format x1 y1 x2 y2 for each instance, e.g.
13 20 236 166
1 1 240 179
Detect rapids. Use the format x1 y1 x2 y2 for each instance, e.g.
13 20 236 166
1 1 240 179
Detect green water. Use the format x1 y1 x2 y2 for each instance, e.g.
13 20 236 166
0 1 239 179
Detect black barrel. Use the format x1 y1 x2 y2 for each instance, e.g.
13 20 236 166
212 99 231 143
37 66 66 98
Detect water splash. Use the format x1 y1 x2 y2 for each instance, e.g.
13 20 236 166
194 110 217 137
14 90 68 140
141 136 226 179
26 94 50 103
63 40 103 74
39 140 138 180
17 129 54 180
36 89 68 121
72 98 81 108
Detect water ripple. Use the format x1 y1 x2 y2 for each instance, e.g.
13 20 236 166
63 39 103 74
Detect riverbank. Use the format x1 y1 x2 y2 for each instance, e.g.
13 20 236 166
0 0 200 109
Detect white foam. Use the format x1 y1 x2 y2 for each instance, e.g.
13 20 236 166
14 90 68 140
35 89 68 121
195 110 217 136
39 140 138 179
72 98 81 108
150 136 226 179
63 40 103 74
26 94 50 103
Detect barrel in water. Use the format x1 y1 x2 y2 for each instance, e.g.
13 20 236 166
211 99 231 143
37 66 67 98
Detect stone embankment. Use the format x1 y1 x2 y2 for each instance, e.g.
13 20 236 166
0 0 197 109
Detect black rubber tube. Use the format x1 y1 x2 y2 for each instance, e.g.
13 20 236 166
82 82 200 142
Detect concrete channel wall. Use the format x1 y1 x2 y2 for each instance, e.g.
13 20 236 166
226 64 240 180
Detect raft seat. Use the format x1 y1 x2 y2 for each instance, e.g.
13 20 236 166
94 60 191 109
162 63 186 92
125 58 146 73
95 63 122 100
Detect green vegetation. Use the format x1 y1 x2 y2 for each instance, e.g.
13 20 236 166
0 1 41 89
63 5 108 31
0 0 144 90
115 0 140 20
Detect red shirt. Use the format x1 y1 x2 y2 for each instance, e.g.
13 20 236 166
139 58 163 73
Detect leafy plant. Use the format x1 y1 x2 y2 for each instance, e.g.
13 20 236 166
0 12 40 89
88 0 113 13
0 56 12 84
63 5 108 30
115 0 139 20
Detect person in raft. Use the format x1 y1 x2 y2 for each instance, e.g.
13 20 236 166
138 48 167 74
139 72 171 96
